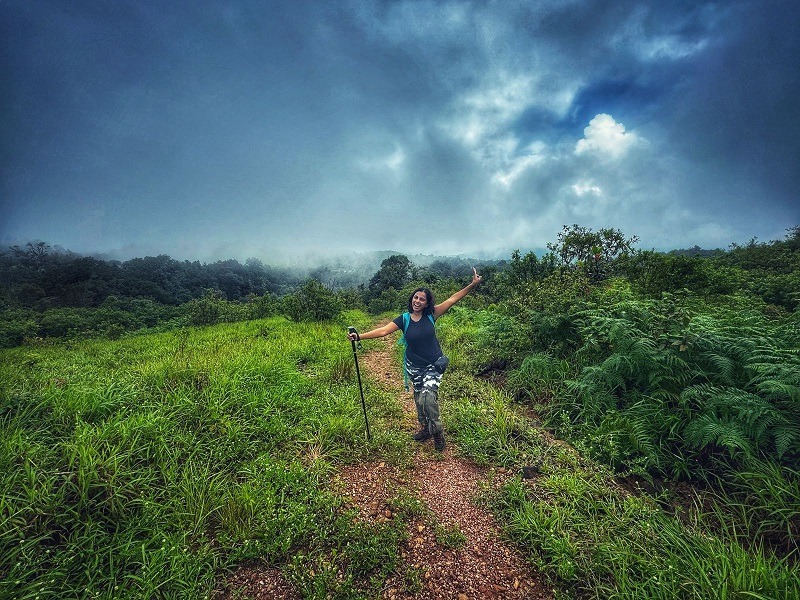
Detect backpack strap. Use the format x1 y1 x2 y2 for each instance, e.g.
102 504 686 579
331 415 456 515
398 312 411 390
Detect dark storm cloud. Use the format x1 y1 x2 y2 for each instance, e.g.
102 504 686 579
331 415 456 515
1 0 797 261
663 0 800 215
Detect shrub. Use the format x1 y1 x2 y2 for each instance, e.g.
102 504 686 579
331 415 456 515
185 289 227 325
281 279 343 322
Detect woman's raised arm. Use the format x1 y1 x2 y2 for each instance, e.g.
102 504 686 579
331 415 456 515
433 267 482 318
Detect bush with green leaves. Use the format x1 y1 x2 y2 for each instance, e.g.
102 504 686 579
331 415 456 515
493 249 557 298
616 250 744 298
0 298 184 347
556 296 798 473
0 308 38 347
280 279 344 322
184 288 251 325
498 288 800 555
712 227 800 311
472 310 532 368
366 286 405 315
546 224 639 281
244 291 279 319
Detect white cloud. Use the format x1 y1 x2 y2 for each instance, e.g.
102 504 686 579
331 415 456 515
357 145 406 173
575 114 643 159
440 69 579 191
571 181 603 196
493 154 544 187
642 35 709 60
447 73 535 151
612 6 711 63
685 222 732 246
492 140 547 187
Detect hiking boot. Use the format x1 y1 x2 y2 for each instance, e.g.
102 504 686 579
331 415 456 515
413 427 432 442
433 430 445 451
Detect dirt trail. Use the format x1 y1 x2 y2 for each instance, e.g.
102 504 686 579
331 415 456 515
338 336 551 600
219 335 551 599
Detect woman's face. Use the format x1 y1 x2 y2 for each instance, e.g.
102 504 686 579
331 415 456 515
411 291 428 313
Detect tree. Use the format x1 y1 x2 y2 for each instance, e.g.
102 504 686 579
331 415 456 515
10 241 53 271
785 226 800 250
367 255 413 299
547 224 639 280
500 250 556 287
187 289 227 326
282 279 342 322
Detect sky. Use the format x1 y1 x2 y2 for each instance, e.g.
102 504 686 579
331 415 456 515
2 0 798 263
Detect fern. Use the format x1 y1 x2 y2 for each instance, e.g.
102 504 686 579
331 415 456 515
595 355 633 390
752 379 800 403
679 383 800 462
539 290 799 479
560 379 615 424
592 411 660 472
683 414 753 458
677 383 717 411
774 424 800 459
620 395 680 465
703 352 737 385
747 361 800 386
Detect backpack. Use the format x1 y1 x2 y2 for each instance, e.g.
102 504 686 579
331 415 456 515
397 311 435 391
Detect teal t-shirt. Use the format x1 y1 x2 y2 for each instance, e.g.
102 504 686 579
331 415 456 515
393 312 442 366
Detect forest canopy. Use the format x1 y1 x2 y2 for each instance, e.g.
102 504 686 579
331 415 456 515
0 226 797 348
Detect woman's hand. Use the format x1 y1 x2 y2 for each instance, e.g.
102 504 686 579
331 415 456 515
347 331 359 342
471 267 482 286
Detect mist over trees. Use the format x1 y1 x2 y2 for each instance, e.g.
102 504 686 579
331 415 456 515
0 243 301 309
1 226 798 348
0 242 502 345
0 244 498 310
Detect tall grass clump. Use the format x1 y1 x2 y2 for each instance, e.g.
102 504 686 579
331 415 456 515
491 468 800 599
0 314 405 599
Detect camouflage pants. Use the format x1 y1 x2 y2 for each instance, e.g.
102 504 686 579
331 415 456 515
406 359 443 434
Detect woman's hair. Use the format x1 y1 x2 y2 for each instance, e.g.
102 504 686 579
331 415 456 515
407 287 435 315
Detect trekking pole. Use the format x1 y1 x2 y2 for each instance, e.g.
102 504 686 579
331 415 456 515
348 327 371 441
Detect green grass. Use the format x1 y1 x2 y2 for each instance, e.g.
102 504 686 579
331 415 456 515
0 313 408 599
2 309 798 599
487 468 800 599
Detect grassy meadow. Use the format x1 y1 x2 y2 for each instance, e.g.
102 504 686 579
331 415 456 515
1 309 798 599
1 311 412 599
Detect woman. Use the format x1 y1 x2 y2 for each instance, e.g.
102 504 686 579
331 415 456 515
348 268 482 451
